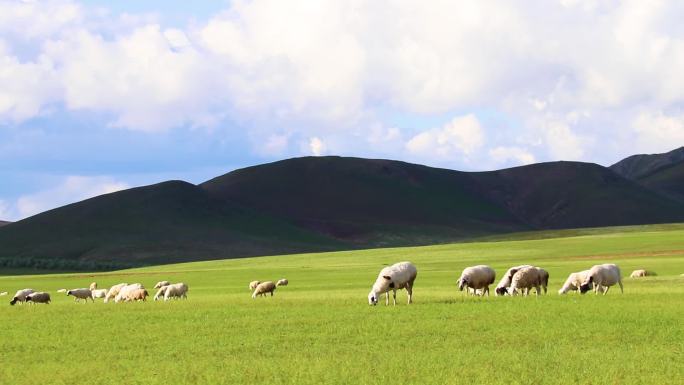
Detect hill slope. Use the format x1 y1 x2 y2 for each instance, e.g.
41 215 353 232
0 220 10 227
610 147 684 201
2 155 684 268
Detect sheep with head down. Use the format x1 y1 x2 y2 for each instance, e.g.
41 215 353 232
495 265 532 296
368 261 417 306
252 281 276 299
276 279 288 287
579 264 623 295
457 265 495 297
508 267 542 296
104 283 128 303
248 281 260 291
10 289 35 305
155 283 188 301
630 269 656 278
558 270 590 294
26 292 51 304
154 281 171 289
114 284 144 303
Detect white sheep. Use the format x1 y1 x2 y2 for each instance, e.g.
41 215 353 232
56 289 67 293
0 291 7 296
10 289 35 305
248 280 261 290
252 281 277 299
276 279 289 287
154 286 168 301
114 284 144 303
163 283 188 301
66 288 94 303
124 289 148 302
508 267 542 296
368 261 418 306
630 269 655 278
457 265 495 297
579 264 623 295
495 265 532 296
558 270 590 294
89 282 97 291
91 289 108 299
26 292 51 304
154 281 171 289
104 283 128 303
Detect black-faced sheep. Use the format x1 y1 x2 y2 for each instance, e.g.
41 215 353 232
252 281 276 298
10 289 35 305
368 261 417 306
66 288 94 303
558 270 590 294
457 265 495 297
579 264 623 295
495 265 532 296
26 292 51 304
508 267 542 296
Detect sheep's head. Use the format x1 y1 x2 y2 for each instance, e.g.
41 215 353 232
579 276 594 294
495 287 508 296
66 290 72 296
368 291 379 306
10 297 17 305
457 278 467 291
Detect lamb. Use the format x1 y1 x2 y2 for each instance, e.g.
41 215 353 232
154 281 171 289
367 261 418 306
495 265 532 296
124 289 148 302
276 279 289 287
26 292 51 304
579 264 623 295
248 280 261 290
91 289 108 299
508 267 542 296
252 281 277 299
558 270 590 294
162 283 188 301
66 288 94 303
104 283 128 303
630 269 655 278
89 282 97 291
10 289 35 305
114 283 144 303
457 265 495 297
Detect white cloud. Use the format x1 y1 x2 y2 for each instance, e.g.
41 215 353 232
406 114 485 161
543 121 586 161
489 146 536 166
1 176 129 221
633 111 684 153
309 137 326 156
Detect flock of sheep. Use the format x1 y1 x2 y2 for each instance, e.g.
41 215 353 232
3 280 188 305
0 263 661 307
367 261 653 305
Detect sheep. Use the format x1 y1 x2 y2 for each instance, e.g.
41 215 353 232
368 261 418 306
508 267 542 296
154 281 171 289
154 286 169 301
26 292 51 304
104 283 128 303
457 265 495 297
495 265 532 296
630 269 656 278
579 264 623 295
66 288 94 303
536 267 550 294
124 289 148 302
56 289 67 293
91 289 108 299
114 283 144 303
10 289 35 305
252 281 277 299
89 282 97 291
276 279 289 287
0 291 7 296
558 270 590 294
248 280 261 290
163 283 188 301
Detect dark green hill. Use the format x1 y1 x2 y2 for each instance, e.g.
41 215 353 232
2 155 684 269
0 221 10 227
610 147 684 180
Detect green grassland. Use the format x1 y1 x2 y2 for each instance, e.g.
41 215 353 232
1 224 683 385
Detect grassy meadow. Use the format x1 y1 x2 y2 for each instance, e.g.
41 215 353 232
1 224 683 385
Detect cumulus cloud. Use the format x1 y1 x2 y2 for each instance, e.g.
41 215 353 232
406 114 484 161
1 175 129 220
633 111 684 153
309 137 326 156
489 146 536 166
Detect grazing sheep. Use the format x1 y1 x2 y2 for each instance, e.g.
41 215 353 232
0 291 7 296
114 284 144 303
580 264 623 295
249 280 261 290
89 282 97 291
66 288 94 303
104 283 128 303
558 270 591 294
154 286 169 301
56 289 67 293
495 265 532 296
508 267 542 296
536 267 550 294
276 279 289 287
10 289 35 305
457 265 496 297
26 292 51 304
91 289 108 299
124 289 148 302
154 281 171 289
368 261 418 306
163 283 189 301
252 281 277 299
630 269 656 278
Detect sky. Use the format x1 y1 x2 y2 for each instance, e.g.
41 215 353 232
2 0 684 221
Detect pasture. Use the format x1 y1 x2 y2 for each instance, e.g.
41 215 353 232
1 225 683 385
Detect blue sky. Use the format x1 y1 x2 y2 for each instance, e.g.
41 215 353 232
1 0 684 220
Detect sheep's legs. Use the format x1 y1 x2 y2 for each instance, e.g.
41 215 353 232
392 290 397 306
385 292 389 306
618 280 624 294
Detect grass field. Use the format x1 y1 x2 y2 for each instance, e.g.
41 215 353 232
1 224 683 385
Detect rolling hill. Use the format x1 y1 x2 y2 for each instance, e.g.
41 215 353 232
610 147 684 202
0 220 10 227
2 153 684 268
